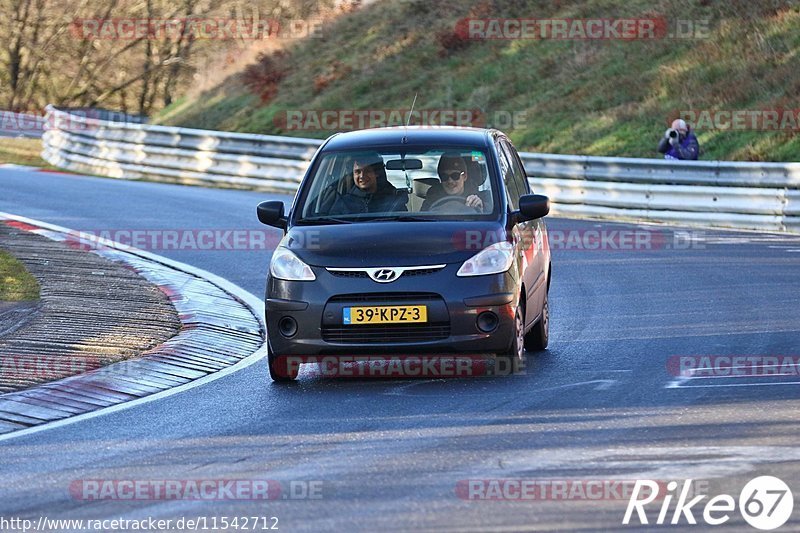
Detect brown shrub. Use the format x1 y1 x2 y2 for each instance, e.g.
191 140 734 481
313 61 352 94
241 50 289 103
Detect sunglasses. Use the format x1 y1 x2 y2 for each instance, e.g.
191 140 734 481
441 170 465 182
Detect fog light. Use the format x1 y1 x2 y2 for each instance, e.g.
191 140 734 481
476 311 499 333
278 316 298 338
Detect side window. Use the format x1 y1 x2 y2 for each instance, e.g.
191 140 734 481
501 140 530 197
496 141 521 210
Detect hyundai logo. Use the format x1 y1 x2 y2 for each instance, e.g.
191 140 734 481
370 268 400 283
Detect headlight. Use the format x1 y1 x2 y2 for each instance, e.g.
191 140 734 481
457 241 514 277
270 247 316 281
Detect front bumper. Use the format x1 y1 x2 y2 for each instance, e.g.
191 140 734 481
265 263 520 356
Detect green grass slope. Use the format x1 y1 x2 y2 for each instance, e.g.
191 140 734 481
157 0 800 161
0 249 40 301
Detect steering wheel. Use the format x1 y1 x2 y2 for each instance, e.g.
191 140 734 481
427 195 481 213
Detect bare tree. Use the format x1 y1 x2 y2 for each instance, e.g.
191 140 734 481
0 0 336 115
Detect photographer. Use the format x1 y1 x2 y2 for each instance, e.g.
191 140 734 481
658 119 699 160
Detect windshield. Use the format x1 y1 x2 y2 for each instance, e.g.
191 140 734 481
296 147 497 223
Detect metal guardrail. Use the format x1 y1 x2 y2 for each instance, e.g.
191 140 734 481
521 155 800 233
41 105 800 233
42 105 318 193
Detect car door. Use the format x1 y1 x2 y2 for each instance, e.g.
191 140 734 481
495 139 530 306
499 138 546 329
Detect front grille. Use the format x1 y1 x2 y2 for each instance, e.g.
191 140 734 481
327 267 444 280
328 292 440 303
328 270 368 279
400 267 443 277
322 323 450 343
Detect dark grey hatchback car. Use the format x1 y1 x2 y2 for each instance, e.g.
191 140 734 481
257 127 551 381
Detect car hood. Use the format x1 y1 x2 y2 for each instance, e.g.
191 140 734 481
281 221 508 267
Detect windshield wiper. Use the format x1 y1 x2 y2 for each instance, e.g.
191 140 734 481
370 215 438 222
299 215 438 224
297 216 355 225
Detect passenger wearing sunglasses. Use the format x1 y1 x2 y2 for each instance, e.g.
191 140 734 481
421 153 485 212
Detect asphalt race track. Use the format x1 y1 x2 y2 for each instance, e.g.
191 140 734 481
2 167 800 531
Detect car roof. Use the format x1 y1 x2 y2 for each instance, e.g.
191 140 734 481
320 126 498 151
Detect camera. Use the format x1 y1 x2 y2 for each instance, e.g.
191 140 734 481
668 129 679 139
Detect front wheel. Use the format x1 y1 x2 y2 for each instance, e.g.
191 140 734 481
268 342 299 382
496 307 525 375
524 292 549 352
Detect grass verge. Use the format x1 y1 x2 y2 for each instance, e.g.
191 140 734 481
0 137 50 168
0 249 40 301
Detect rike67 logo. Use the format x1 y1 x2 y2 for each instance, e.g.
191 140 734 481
623 476 794 530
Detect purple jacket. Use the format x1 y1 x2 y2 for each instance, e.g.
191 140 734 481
658 130 699 160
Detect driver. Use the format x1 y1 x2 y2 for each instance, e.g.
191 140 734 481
421 152 484 212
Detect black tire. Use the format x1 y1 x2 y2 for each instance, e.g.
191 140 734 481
524 292 549 352
267 341 298 382
496 306 525 375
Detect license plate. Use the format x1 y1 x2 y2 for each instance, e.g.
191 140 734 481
343 305 427 324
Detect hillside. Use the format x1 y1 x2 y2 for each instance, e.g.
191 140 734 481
156 0 800 161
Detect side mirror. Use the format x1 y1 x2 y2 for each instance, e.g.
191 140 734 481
257 201 287 229
514 194 550 223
